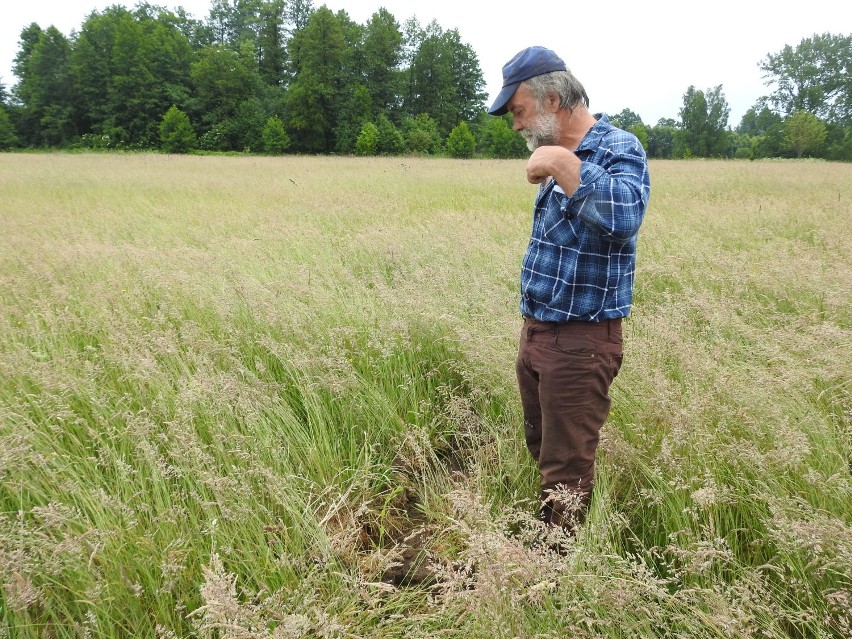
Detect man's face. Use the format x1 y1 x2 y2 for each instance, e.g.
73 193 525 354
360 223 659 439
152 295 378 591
507 84 560 151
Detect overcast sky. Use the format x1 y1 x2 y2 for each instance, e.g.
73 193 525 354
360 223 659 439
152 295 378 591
2 0 849 126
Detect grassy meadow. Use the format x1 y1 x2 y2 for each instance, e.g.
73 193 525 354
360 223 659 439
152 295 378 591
0 153 850 638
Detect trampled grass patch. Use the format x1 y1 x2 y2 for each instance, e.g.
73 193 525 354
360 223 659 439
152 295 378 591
1 153 850 637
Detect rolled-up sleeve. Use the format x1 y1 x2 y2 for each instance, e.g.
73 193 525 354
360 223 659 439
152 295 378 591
569 135 650 243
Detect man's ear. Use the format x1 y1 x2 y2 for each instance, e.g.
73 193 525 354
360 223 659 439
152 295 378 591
546 92 561 113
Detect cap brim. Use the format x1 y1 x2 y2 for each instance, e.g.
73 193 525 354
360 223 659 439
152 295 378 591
488 81 521 116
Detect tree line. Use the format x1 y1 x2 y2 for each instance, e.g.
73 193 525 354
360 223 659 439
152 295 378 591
612 32 851 162
0 2 849 161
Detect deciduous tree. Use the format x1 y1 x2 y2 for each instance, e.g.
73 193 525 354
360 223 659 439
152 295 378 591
610 108 644 130
406 22 485 137
647 121 677 159
760 33 852 126
737 102 785 158
784 110 827 158
72 6 195 147
191 43 261 130
677 85 730 157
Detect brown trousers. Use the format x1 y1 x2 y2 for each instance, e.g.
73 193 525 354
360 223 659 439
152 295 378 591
516 317 623 522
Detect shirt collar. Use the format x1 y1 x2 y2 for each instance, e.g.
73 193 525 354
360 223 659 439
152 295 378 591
576 113 613 153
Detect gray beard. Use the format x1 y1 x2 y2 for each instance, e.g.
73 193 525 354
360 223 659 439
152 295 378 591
523 111 560 151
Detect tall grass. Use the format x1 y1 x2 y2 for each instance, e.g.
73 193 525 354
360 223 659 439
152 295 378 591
0 153 849 638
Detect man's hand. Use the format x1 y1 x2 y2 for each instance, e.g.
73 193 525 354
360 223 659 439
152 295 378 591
526 145 581 195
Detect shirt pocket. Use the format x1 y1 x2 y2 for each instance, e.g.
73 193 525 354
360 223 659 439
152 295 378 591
541 190 580 246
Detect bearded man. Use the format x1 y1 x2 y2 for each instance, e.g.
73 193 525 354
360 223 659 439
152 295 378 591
488 46 651 532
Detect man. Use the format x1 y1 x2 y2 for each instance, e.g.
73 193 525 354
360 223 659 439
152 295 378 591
489 46 650 532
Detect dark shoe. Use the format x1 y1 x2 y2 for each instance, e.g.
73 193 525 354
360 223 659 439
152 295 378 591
541 487 591 536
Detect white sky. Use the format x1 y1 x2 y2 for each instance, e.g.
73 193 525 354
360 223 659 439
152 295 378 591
1 0 850 127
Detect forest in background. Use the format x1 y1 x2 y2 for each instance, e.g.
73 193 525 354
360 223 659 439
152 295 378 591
0 0 849 160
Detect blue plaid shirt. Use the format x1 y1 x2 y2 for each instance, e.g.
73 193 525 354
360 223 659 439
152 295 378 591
520 114 650 322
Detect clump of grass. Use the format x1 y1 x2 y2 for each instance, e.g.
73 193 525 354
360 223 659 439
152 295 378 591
0 154 850 637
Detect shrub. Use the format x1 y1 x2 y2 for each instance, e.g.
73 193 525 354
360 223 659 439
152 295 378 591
159 105 196 154
262 116 290 155
355 122 379 156
403 114 441 154
446 121 476 158
477 115 526 158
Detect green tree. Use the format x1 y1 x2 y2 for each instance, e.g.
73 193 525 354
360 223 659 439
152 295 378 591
333 83 371 153
737 102 785 158
72 5 195 147
159 104 196 153
284 0 314 34
400 16 423 68
13 25 75 146
628 123 650 152
610 108 644 130
731 132 754 159
209 0 265 46
677 85 730 157
759 33 852 126
285 6 346 152
406 23 486 137
10 23 43 144
0 107 19 149
230 96 267 151
116 7 195 145
168 5 212 49
646 119 678 159
11 23 43 86
355 121 378 155
476 114 526 158
375 113 404 154
824 124 852 161
446 121 475 158
401 112 441 154
191 43 261 141
257 0 287 86
738 101 780 136
444 32 486 126
69 12 114 136
262 115 290 153
784 110 828 158
360 8 403 119
206 0 288 87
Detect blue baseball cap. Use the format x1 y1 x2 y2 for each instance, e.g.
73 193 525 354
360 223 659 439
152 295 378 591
488 46 567 116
